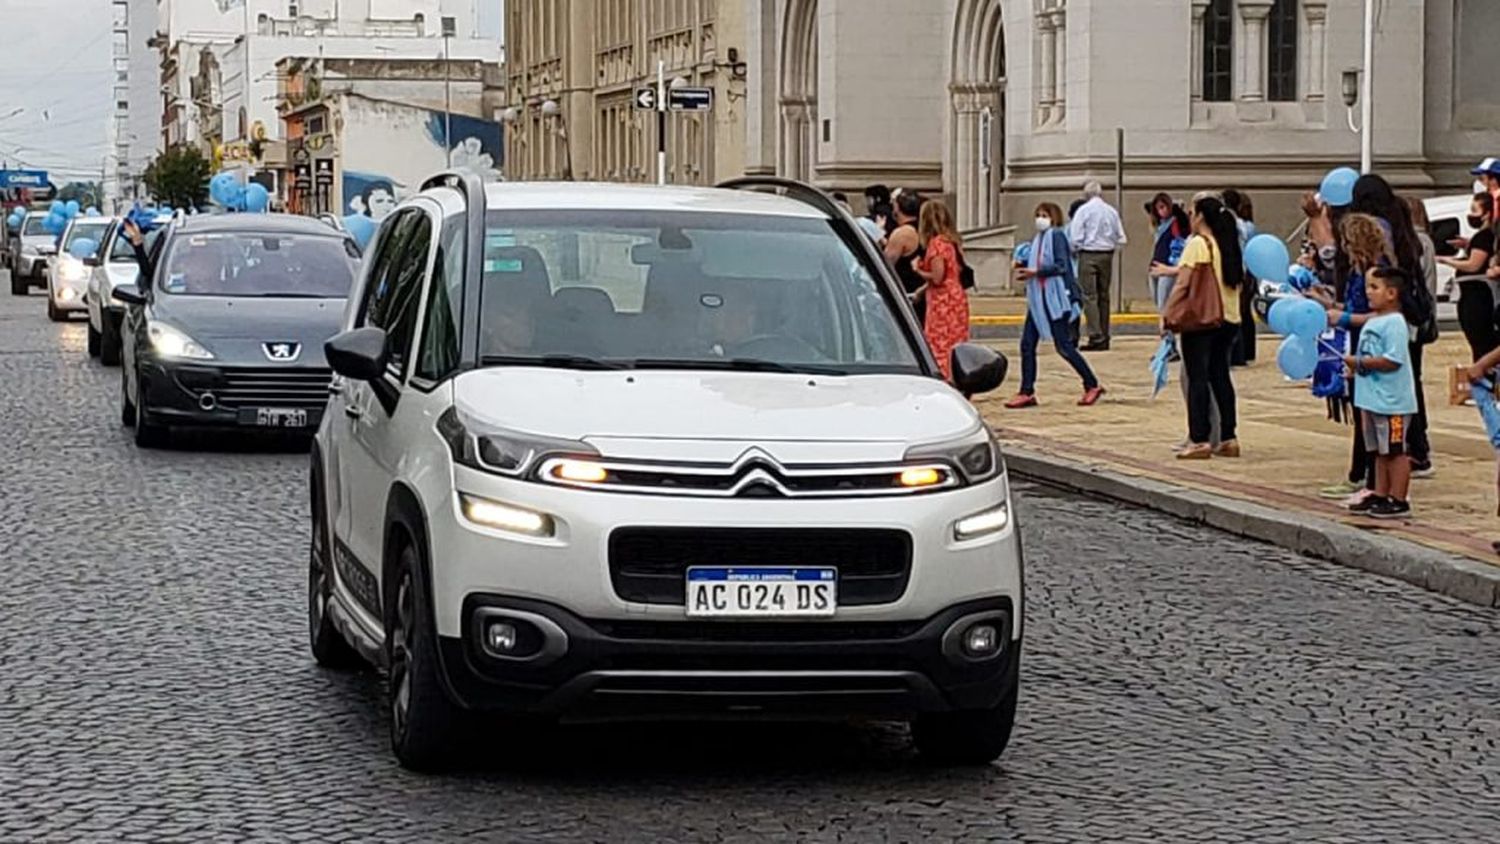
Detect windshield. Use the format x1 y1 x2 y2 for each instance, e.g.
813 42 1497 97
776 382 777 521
469 210 920 375
109 225 163 262
21 215 46 236
63 222 110 253
159 231 359 298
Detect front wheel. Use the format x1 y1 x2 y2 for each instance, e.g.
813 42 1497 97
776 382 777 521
9 271 24 296
100 313 121 366
87 320 101 357
911 658 1019 766
46 295 63 322
387 541 466 772
132 368 167 448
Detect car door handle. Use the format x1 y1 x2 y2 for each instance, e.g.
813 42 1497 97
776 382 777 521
344 405 362 420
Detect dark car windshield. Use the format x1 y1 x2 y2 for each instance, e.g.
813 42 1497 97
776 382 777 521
21 215 46 236
458 209 920 376
63 221 110 252
159 231 359 298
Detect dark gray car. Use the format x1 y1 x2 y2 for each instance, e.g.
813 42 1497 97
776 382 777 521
112 213 361 447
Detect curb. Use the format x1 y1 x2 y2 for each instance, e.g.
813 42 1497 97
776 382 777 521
1004 446 1500 608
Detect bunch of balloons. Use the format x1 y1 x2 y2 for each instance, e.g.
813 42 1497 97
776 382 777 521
209 172 271 213
126 201 173 233
1267 297 1329 379
5 207 25 231
42 199 82 236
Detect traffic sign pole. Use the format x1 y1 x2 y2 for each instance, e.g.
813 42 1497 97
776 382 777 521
657 60 667 186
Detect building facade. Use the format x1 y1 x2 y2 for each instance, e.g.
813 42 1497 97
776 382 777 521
501 0 748 184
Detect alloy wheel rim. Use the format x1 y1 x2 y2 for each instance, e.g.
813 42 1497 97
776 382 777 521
308 506 327 639
390 573 414 740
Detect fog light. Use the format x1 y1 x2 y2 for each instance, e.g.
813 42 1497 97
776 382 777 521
954 503 1009 540
963 623 1000 656
486 621 518 653
58 286 76 301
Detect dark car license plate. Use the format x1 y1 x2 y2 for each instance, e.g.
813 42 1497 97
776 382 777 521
242 407 310 428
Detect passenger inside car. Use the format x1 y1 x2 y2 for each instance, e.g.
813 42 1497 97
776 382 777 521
480 246 552 356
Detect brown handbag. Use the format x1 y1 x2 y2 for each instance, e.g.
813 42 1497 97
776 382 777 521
1163 239 1226 333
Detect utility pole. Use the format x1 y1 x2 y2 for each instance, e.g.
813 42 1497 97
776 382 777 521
242 0 252 184
1360 0 1374 173
656 60 666 185
443 16 456 166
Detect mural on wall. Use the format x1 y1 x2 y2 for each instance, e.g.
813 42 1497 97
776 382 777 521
341 99 503 222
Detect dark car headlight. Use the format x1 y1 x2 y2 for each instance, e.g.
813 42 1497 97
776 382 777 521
904 427 1002 484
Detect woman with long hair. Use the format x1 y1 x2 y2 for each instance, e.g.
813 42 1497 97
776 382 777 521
912 199 971 382
1348 174 1434 477
1440 192 1499 360
1151 195 1246 459
1006 202 1103 408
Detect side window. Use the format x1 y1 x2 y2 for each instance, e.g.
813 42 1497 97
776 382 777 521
354 211 412 328
365 211 433 379
416 216 464 381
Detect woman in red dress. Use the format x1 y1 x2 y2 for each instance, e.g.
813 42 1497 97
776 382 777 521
913 199 971 382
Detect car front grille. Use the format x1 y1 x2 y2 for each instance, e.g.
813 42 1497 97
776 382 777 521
210 367 333 410
607 527 912 607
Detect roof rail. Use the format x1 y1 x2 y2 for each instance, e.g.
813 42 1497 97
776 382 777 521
715 176 842 220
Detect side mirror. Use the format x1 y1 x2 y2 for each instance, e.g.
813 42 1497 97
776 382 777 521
951 343 1008 396
83 255 102 267
111 283 146 306
326 326 389 381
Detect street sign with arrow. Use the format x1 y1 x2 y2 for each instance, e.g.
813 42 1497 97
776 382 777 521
633 87 658 111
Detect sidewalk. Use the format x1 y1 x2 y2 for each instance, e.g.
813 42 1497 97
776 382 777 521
975 332 1500 606
968 294 1159 326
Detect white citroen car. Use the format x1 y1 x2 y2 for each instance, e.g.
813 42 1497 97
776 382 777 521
310 172 1020 771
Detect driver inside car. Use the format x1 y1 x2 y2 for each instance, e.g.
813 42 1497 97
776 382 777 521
701 290 762 357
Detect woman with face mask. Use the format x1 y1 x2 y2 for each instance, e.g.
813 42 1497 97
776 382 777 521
1005 203 1103 408
1440 193 1499 360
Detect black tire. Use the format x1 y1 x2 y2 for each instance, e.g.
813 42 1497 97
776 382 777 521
100 314 121 366
912 657 1020 766
132 369 167 448
46 296 63 322
87 320 101 357
387 540 466 772
309 471 361 669
9 271 24 296
120 368 135 427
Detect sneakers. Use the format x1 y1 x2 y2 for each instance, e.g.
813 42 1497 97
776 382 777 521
1078 386 1106 406
1319 480 1362 499
1345 490 1381 512
1004 393 1038 409
1410 460 1436 479
1368 498 1412 520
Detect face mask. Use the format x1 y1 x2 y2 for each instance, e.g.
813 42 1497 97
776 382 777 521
1469 215 1488 229
1035 216 1052 232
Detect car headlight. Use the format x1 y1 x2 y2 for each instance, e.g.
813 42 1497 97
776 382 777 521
437 406 597 478
147 321 215 360
58 258 86 282
954 503 1011 541
458 493 555 537
904 427 1002 484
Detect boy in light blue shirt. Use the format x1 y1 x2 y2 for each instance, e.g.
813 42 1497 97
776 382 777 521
1343 267 1419 519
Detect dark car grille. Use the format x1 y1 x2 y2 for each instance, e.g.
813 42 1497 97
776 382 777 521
607 527 912 607
210 367 332 410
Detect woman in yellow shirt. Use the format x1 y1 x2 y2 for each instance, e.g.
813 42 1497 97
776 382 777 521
1151 195 1247 459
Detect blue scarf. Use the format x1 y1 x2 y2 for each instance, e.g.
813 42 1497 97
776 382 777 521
1024 229 1073 341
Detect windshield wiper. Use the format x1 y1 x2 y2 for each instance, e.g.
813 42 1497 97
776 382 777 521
631 357 848 376
480 354 625 371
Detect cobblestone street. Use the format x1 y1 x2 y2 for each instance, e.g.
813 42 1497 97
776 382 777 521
2 284 1498 842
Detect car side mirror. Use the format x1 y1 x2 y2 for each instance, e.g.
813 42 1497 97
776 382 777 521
83 255 102 267
111 283 146 306
951 343 1008 396
326 326 389 381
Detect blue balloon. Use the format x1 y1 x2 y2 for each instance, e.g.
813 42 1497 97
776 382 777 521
67 237 98 260
64 200 80 216
85 207 100 217
1277 335 1318 380
49 200 62 213
1267 297 1296 335
209 172 239 206
1320 167 1359 208
342 214 376 251
1014 241 1032 265
43 213 65 235
1243 234 1290 284
243 183 270 213
1289 298 1327 341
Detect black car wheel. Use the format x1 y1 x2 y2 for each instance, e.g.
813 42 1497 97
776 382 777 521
132 367 167 448
100 314 121 366
120 368 135 427
87 320 101 357
387 541 464 772
309 474 361 669
46 295 63 322
912 656 1020 766
9 271 23 296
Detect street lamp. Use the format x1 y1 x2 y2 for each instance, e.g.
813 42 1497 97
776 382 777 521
441 15 456 167
1342 0 1376 174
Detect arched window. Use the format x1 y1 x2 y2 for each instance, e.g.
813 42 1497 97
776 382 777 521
1202 0 1233 102
1267 0 1298 102
414 12 426 35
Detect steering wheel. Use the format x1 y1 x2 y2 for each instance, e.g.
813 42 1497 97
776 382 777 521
725 334 826 361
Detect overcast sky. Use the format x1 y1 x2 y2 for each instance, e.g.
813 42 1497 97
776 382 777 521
0 0 114 183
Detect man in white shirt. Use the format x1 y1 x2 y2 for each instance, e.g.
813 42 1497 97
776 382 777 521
1069 180 1128 350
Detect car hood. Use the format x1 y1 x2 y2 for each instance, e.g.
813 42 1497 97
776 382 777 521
451 369 981 463
22 235 54 250
151 295 347 366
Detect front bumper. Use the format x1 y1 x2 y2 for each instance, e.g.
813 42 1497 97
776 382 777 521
50 277 88 311
436 594 1020 718
19 253 49 277
138 358 329 430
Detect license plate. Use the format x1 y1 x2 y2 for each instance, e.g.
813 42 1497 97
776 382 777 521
685 567 836 618
247 407 309 428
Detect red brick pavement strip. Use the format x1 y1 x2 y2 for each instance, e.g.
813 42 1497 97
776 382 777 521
998 428 1500 607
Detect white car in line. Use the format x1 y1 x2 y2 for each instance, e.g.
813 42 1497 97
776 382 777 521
308 172 1023 771
46 216 112 322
